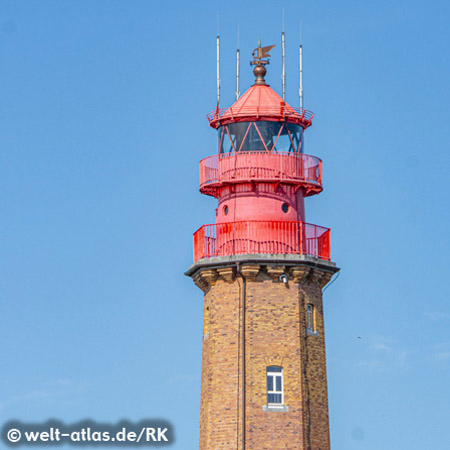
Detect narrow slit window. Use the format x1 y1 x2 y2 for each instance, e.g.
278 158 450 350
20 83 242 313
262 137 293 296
266 366 283 405
306 304 315 332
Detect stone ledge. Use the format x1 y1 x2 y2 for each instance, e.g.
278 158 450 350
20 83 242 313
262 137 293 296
262 405 290 412
306 329 320 337
185 253 339 278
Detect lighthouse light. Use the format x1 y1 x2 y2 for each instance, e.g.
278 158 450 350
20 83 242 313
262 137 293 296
218 122 304 154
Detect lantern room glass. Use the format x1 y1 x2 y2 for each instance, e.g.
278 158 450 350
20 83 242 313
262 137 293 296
218 121 304 154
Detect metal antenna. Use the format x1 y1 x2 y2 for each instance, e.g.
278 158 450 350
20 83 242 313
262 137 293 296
236 26 240 100
299 22 305 153
216 12 220 108
282 31 286 101
281 9 286 101
217 35 220 108
299 23 304 110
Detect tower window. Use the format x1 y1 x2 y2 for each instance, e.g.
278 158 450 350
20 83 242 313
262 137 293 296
306 304 318 336
266 366 283 405
223 205 229 215
281 203 289 213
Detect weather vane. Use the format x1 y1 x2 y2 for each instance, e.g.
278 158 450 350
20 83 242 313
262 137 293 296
250 39 276 66
250 39 275 85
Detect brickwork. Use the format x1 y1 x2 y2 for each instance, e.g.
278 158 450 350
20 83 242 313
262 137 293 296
192 262 334 450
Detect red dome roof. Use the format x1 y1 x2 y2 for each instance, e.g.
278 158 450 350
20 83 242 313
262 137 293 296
207 84 314 129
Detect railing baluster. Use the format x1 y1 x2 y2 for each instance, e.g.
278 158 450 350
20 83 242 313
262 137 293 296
193 221 330 262
200 152 322 194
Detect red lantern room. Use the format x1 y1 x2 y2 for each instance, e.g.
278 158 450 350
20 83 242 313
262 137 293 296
193 42 331 263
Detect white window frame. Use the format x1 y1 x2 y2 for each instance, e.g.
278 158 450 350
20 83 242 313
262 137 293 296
266 366 284 406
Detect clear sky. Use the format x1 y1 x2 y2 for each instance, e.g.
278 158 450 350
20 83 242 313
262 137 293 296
1 1 449 449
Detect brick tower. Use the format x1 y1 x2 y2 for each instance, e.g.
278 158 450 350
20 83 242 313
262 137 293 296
186 42 339 450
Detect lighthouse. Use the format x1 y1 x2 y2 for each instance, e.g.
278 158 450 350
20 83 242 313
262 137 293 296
186 41 339 450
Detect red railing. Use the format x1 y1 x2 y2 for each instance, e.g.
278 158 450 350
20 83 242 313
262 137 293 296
199 152 322 196
193 221 331 262
207 106 314 128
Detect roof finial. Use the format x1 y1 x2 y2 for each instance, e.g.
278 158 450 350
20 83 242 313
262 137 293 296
250 40 275 85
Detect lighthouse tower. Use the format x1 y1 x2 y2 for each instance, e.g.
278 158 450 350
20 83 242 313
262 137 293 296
186 42 339 450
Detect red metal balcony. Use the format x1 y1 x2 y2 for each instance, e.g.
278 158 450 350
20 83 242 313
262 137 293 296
206 106 314 129
199 152 323 197
193 221 331 262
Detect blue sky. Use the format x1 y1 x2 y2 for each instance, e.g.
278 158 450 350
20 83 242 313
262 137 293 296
1 1 449 449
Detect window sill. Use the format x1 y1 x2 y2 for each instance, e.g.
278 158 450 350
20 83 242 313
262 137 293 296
306 329 319 337
262 405 289 412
